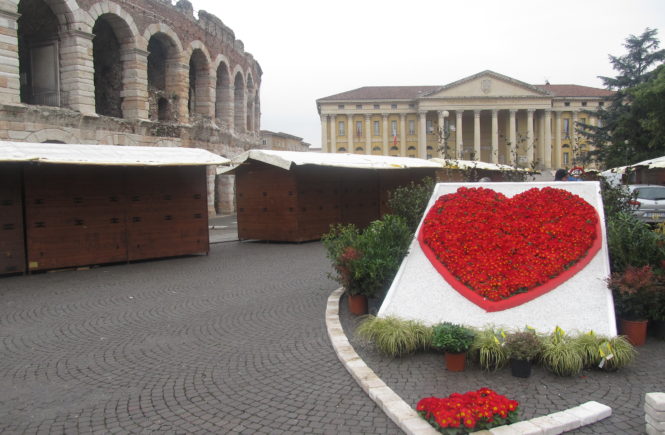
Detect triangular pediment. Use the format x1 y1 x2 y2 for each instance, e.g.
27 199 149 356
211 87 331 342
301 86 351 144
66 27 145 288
423 70 551 99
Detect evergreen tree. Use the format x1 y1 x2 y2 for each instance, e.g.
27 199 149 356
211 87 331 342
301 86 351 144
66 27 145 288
580 28 665 169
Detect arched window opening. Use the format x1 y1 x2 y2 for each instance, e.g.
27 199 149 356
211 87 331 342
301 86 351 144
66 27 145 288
147 34 178 122
17 0 60 107
215 62 230 124
188 49 209 119
93 16 123 118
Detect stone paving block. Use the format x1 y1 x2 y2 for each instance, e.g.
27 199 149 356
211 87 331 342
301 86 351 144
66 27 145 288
488 425 524 434
646 414 665 432
645 403 665 421
646 422 661 435
647 393 665 412
546 410 581 432
504 421 545 434
527 415 563 435
579 401 612 420
565 405 600 426
400 416 439 435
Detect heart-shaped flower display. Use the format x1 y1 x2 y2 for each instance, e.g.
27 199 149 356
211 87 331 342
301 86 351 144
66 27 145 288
419 187 601 312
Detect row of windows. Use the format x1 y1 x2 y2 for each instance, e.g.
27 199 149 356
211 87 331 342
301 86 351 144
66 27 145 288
338 102 604 111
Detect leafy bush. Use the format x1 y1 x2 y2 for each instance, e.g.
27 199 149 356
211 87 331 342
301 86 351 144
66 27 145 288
573 331 604 369
504 331 543 362
609 265 661 320
355 315 433 357
606 211 665 274
540 327 583 377
387 177 435 232
432 322 475 354
599 177 633 218
322 215 412 298
470 328 508 371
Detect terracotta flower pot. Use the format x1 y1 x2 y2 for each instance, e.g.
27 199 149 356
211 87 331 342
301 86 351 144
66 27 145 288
620 318 648 346
444 352 466 372
347 294 368 315
510 358 532 378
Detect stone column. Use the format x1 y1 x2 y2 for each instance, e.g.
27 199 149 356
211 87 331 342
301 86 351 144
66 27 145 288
60 30 96 115
119 48 149 120
0 8 20 105
400 114 406 157
473 110 481 161
166 59 190 123
437 111 444 157
455 110 464 159
418 111 427 159
491 109 499 164
527 109 535 166
554 111 561 168
224 84 235 131
320 115 328 153
364 114 371 154
544 109 552 169
509 109 517 165
330 115 337 153
572 111 578 161
382 114 389 155
347 114 354 153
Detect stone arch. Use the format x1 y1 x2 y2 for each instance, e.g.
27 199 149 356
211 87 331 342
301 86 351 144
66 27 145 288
146 28 183 122
25 128 80 144
142 23 183 53
232 69 245 133
246 72 255 132
85 1 140 43
185 41 213 119
213 55 231 128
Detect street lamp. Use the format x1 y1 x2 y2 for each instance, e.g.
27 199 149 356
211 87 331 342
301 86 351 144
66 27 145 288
440 110 456 159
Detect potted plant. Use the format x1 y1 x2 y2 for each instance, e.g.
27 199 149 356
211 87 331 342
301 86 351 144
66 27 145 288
648 276 665 339
503 330 542 378
431 322 475 371
608 265 658 346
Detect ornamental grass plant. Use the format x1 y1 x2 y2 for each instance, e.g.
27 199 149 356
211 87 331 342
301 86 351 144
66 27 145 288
597 336 636 371
540 327 583 377
470 328 508 371
573 331 604 369
355 315 433 357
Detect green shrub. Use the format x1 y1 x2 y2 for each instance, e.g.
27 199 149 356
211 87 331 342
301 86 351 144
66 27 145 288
540 327 583 377
355 315 433 357
470 328 508 371
387 177 435 232
573 331 604 368
606 211 665 274
599 178 633 218
431 322 475 353
504 331 543 362
322 215 412 298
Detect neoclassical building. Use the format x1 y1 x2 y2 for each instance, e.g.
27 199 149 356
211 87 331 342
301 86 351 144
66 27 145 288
316 71 614 170
0 0 262 214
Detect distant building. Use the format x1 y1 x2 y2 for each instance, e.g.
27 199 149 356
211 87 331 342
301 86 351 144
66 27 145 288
316 70 613 170
260 130 310 152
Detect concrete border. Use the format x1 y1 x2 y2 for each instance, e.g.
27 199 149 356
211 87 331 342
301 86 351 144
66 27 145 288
326 288 613 435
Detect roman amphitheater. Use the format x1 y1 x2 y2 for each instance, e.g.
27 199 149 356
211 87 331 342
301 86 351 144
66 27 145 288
0 0 262 214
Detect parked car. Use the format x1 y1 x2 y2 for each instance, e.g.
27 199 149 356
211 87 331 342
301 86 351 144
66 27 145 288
627 184 665 224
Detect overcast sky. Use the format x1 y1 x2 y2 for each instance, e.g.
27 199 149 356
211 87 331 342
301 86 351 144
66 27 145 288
192 0 665 149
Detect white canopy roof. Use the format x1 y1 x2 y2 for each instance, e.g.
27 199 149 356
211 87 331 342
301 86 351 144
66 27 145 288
0 142 229 166
224 149 441 172
631 155 665 169
429 158 532 172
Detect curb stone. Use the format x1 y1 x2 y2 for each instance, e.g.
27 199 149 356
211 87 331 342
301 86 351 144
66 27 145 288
325 288 614 435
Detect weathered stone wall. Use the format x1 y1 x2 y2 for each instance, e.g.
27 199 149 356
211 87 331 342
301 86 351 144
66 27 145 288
0 0 264 215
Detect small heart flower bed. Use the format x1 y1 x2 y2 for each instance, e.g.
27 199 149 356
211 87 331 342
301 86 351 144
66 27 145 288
417 388 519 433
419 186 601 311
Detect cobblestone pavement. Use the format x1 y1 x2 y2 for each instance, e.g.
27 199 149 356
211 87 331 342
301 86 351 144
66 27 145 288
340 294 665 434
0 242 401 434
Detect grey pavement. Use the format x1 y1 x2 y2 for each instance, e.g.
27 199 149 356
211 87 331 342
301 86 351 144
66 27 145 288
209 214 239 244
0 242 400 434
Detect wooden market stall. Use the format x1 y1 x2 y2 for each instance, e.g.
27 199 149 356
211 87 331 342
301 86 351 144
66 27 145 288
0 142 229 275
225 150 440 242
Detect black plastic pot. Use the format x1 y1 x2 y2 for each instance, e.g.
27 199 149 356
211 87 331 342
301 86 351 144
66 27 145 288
510 358 532 378
650 320 665 339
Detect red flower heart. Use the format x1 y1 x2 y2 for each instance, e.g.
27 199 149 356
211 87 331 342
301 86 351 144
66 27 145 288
418 187 601 312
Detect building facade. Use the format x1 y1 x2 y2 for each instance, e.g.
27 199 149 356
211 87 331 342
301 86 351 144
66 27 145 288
316 70 614 170
260 130 311 152
0 0 263 214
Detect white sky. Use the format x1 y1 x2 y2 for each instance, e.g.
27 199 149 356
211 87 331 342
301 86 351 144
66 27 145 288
192 0 665 149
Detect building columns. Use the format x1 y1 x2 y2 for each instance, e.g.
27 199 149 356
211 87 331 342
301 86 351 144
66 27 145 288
400 114 406 157
456 110 463 159
527 109 535 166
330 115 336 153
418 111 427 159
509 109 517 165
554 111 562 168
320 115 328 153
347 114 354 152
491 109 499 164
60 30 96 115
382 114 389 155
572 111 578 161
544 109 552 169
473 110 481 161
364 114 372 155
